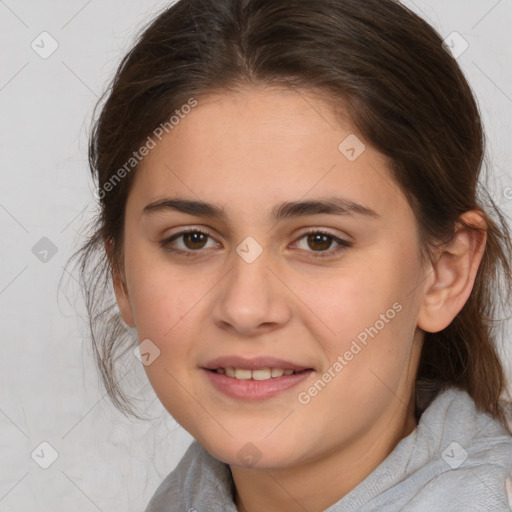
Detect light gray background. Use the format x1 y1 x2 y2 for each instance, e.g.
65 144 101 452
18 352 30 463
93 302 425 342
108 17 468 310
1 1 511 511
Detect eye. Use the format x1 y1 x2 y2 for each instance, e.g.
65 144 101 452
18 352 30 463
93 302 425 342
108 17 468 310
160 228 219 256
291 230 352 258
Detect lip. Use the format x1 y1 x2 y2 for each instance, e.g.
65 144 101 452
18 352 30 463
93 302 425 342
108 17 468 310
202 355 312 372
201 356 314 401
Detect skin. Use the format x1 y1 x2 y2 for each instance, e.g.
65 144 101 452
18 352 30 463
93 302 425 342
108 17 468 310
111 86 486 512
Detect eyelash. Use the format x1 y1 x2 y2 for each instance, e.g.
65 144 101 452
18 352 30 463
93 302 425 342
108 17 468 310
159 228 352 259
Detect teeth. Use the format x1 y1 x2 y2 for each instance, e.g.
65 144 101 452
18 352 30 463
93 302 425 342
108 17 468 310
252 369 271 380
235 369 252 380
216 367 298 380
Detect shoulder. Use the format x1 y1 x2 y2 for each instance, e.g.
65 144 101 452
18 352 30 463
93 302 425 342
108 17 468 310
403 464 512 511
404 387 512 511
145 441 235 512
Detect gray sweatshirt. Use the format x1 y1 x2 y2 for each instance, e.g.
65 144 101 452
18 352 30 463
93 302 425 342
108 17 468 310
145 386 512 511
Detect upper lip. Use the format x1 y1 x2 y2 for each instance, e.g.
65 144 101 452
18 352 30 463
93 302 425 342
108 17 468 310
202 356 312 372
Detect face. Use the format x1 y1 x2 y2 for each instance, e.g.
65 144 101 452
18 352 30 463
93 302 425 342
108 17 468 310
115 86 428 469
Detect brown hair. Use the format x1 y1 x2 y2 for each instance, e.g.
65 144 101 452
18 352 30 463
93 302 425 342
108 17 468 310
70 0 512 429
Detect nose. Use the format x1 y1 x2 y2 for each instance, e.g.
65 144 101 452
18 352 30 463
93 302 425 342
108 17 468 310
211 248 293 337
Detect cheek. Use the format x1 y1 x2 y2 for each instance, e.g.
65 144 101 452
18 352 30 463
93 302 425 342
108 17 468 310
312 258 413 334
125 258 209 425
124 242 207 336
305 246 422 376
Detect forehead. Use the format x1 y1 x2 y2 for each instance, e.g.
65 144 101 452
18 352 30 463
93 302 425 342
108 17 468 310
129 86 408 221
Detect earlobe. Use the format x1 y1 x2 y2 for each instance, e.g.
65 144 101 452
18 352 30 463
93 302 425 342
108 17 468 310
105 239 136 328
417 211 487 333
113 268 136 328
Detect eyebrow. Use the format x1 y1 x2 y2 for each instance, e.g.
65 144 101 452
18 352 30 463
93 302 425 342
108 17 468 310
142 196 380 221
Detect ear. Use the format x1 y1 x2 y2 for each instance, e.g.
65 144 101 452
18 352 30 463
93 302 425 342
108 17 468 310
105 239 135 328
417 211 487 333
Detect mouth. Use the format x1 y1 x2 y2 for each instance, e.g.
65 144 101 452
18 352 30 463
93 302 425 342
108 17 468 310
202 356 315 400
207 367 308 381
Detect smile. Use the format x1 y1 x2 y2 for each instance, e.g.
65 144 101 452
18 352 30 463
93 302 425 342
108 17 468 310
214 367 299 380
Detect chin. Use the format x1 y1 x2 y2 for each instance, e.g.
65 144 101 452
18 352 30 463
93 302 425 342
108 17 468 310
199 434 301 470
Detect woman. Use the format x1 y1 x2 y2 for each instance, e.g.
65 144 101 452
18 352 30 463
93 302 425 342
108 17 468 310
74 0 512 509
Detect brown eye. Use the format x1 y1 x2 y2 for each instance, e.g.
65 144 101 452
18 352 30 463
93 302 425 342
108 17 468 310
306 233 334 251
181 231 208 250
160 229 218 255
293 230 352 258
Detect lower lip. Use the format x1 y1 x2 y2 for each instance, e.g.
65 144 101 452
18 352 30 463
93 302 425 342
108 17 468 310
202 369 314 401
